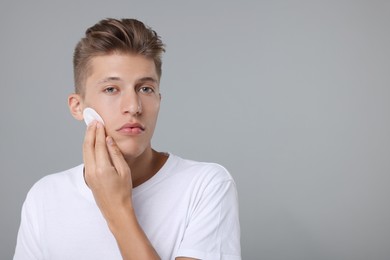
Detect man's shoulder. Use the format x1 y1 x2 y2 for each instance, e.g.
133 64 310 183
28 164 84 196
170 154 234 185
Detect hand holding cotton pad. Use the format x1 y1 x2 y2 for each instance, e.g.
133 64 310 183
83 107 105 126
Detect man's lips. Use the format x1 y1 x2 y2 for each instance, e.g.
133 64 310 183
116 123 145 134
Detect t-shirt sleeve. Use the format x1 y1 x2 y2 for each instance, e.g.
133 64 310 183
176 167 241 260
14 185 43 260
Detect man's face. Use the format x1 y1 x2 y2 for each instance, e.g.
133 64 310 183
81 53 161 159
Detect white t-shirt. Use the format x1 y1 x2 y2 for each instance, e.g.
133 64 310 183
14 154 241 260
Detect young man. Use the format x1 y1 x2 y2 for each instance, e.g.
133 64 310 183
14 18 241 260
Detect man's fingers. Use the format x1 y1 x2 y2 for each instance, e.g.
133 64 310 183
83 121 97 169
106 136 131 178
94 122 111 166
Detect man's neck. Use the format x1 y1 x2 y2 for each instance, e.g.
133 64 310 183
126 148 168 188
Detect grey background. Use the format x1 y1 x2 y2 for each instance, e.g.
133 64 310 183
1 0 389 259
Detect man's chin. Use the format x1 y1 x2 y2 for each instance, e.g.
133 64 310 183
117 145 148 161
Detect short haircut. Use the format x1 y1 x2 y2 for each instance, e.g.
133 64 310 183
73 18 165 96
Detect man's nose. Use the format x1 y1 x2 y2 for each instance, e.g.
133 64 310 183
121 91 142 116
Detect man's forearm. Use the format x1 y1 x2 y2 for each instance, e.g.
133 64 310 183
107 203 160 260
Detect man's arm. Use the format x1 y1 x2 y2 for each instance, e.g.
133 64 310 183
83 121 160 260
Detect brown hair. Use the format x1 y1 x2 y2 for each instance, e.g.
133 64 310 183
73 18 165 95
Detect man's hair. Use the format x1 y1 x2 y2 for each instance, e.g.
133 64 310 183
73 18 165 95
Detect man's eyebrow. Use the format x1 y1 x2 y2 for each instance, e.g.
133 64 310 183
137 77 158 84
97 76 122 84
97 76 158 85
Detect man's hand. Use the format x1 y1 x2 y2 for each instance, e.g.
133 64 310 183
82 121 160 260
83 121 133 220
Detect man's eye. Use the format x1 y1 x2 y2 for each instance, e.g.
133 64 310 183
104 87 117 93
139 86 154 94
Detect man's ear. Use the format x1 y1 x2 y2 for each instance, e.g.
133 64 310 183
68 93 84 121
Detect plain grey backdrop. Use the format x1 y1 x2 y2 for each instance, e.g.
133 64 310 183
1 0 390 259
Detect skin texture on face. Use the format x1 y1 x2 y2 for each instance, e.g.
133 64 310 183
75 53 161 163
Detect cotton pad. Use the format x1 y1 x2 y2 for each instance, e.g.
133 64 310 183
83 107 105 126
